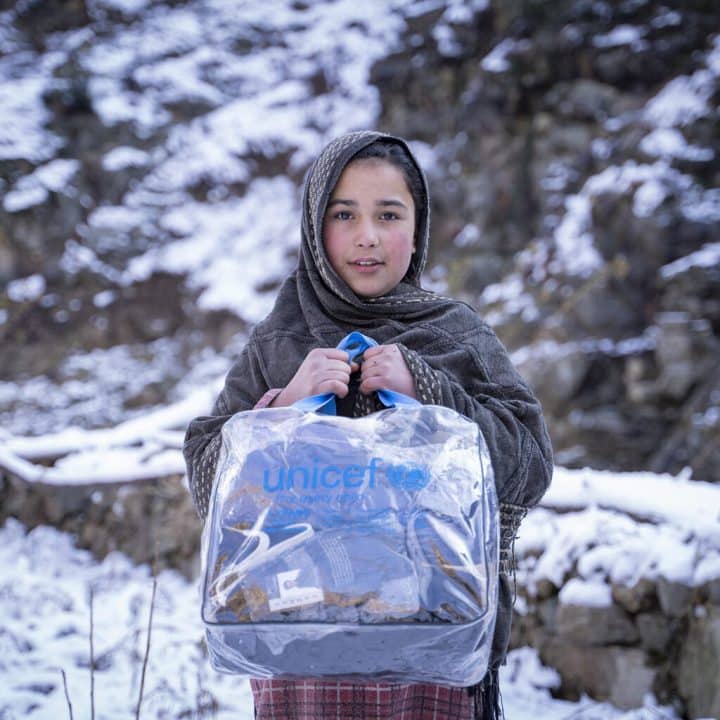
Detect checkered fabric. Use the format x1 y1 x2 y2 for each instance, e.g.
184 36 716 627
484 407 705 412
250 679 474 720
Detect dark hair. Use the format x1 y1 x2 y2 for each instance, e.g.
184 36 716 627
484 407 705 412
349 139 425 233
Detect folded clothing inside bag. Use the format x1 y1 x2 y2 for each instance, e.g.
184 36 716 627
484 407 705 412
207 506 487 626
208 510 420 624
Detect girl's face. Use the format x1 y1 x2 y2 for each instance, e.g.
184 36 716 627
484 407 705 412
323 159 416 298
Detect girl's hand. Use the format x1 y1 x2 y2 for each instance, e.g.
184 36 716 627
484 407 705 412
359 344 417 399
271 348 358 407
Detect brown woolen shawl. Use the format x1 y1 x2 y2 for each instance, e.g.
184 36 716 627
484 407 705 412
184 130 552 515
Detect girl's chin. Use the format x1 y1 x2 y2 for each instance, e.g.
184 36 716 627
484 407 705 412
351 284 392 298
338 267 405 298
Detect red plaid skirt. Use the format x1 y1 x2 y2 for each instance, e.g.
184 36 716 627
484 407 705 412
250 679 473 720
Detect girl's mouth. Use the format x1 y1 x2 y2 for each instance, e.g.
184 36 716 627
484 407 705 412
350 259 383 273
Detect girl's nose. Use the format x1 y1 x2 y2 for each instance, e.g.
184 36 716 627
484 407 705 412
355 219 379 247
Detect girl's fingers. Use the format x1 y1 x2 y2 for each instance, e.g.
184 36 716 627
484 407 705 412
362 354 390 378
326 380 351 398
362 345 383 360
359 366 387 394
363 344 398 359
317 369 351 384
312 362 353 395
324 349 353 363
358 344 415 398
358 378 379 395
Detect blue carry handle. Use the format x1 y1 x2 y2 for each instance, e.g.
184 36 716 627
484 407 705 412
293 331 421 415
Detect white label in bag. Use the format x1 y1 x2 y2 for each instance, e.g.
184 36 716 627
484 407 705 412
268 569 324 611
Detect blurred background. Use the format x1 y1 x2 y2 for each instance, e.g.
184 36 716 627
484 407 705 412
0 0 718 718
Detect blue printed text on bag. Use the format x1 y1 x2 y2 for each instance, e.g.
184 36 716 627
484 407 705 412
261 457 430 493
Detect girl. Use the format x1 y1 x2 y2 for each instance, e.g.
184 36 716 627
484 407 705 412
184 131 553 720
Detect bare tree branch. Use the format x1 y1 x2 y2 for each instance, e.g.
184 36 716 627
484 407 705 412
60 668 74 720
89 587 95 720
135 576 158 720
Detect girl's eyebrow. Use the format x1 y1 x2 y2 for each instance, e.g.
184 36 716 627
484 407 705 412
377 199 408 209
327 198 357 207
327 198 408 208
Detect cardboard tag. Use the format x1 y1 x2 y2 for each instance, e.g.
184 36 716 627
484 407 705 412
268 569 323 611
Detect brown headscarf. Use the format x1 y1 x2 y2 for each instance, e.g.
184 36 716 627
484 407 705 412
291 130 457 328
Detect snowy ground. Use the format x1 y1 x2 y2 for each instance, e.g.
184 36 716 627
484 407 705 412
0 519 678 720
2 467 708 720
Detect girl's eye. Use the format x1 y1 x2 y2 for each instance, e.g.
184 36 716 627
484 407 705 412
380 211 399 221
333 210 352 220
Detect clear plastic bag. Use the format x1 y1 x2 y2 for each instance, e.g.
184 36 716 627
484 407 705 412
201 399 499 686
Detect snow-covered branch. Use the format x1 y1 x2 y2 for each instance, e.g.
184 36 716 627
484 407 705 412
0 386 217 486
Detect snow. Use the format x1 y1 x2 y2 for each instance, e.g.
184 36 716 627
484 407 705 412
515 467 720 595
660 242 720 279
6 274 47 303
480 273 540 324
681 187 720 224
433 23 463 57
482 38 521 73
89 0 151 15
90 77 173 131
85 205 151 244
593 25 646 50
645 73 716 128
58 239 126 284
640 128 715 162
543 466 720 538
3 159 79 213
93 290 117 308
429 0 489 55
509 333 657 371
102 146 152 171
133 49 225 106
4 383 217 463
31 0 411 319
633 178 668 217
2 1 714 332
707 34 720 76
453 224 481 248
0 339 230 437
551 194 604 277
559 577 613 608
4 400 719 595
549 157 719 277
0 518 681 720
126 176 299 321
0 518 254 719
0 53 64 162
540 161 577 192
644 34 720 129
2 182 48 213
651 10 682 29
